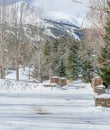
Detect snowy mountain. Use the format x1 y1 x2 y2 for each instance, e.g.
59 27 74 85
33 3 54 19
23 1 86 38
43 17 81 39
2 1 87 41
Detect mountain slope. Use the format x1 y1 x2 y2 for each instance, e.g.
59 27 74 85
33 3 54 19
1 1 85 41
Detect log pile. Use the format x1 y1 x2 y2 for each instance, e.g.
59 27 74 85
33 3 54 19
50 76 67 87
50 76 59 84
94 97 110 107
58 78 67 87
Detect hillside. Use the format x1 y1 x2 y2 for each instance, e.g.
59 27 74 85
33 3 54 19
1 1 86 40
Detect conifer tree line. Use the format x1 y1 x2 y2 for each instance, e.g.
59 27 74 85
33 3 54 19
0 0 110 84
40 36 81 80
41 32 99 82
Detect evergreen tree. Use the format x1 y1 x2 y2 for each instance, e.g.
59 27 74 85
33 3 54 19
44 40 51 56
50 39 60 75
82 61 94 82
66 42 79 80
43 36 80 79
42 40 51 80
98 1 110 85
32 64 39 80
58 60 66 77
78 39 96 82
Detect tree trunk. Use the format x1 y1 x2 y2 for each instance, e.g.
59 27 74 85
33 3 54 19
0 67 5 79
29 66 31 80
16 66 19 81
39 52 42 83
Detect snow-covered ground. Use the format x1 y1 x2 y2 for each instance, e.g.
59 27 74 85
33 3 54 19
0 69 110 130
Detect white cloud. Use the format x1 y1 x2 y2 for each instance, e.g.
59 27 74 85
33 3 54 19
32 0 89 13
31 0 90 26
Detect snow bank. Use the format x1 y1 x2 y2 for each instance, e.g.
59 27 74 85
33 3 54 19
0 69 110 130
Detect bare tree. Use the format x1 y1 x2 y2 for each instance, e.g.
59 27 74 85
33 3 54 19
31 7 47 82
72 0 107 63
0 0 8 79
72 0 106 32
7 0 32 80
88 0 107 36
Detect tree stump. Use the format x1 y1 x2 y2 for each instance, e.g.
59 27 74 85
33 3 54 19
58 78 67 87
50 76 59 84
